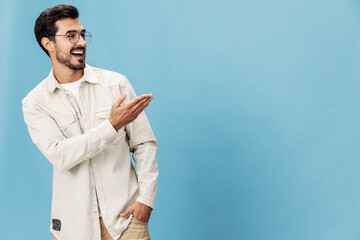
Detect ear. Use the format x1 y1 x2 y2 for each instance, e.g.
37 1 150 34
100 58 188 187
41 37 55 54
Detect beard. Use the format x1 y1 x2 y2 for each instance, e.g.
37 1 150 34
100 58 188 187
55 45 86 70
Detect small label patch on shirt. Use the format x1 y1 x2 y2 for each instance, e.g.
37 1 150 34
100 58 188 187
52 219 61 231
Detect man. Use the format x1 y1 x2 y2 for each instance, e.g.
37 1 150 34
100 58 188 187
22 4 158 240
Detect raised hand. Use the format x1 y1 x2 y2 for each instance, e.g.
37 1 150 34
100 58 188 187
109 93 153 131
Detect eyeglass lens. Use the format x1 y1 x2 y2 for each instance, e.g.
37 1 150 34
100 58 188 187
69 32 92 43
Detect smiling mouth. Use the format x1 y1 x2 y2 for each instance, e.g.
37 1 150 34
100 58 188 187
70 48 85 61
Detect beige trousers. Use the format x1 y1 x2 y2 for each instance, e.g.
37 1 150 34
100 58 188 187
53 217 150 240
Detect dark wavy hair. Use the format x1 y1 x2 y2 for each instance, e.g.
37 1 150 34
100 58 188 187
34 4 79 56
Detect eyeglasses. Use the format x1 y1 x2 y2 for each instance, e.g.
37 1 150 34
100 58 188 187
52 31 92 44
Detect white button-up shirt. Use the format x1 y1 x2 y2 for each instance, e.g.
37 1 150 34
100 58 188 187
22 64 159 240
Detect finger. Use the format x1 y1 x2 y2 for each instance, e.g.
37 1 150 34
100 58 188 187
131 96 152 112
127 94 152 109
131 94 152 111
133 100 151 116
120 208 133 218
113 94 127 108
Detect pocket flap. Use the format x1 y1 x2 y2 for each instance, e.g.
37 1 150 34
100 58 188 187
56 115 75 130
95 109 111 119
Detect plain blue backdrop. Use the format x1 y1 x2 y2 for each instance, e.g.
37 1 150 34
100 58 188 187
1 0 360 239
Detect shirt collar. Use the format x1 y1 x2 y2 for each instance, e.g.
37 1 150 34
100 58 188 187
46 64 98 93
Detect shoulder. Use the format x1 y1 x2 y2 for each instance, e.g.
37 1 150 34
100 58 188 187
89 65 131 88
21 78 50 107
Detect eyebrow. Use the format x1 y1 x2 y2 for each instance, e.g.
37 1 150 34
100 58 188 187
65 29 86 34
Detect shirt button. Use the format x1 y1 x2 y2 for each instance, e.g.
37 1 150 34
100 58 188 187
81 95 84 98
93 163 96 167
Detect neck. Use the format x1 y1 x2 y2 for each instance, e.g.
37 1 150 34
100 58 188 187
52 63 84 84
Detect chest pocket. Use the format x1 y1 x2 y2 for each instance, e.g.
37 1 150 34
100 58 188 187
55 114 78 138
95 109 126 145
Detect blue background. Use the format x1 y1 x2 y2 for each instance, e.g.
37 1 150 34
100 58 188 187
1 0 360 239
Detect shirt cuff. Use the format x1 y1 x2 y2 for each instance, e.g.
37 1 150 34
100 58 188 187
94 119 118 144
136 195 156 210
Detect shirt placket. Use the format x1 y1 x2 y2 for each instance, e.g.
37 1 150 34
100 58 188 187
80 86 118 238
63 82 102 239
91 155 119 238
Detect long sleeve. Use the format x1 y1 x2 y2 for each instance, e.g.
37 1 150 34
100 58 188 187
123 79 159 209
22 99 119 171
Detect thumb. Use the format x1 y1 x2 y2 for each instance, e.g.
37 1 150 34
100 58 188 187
120 207 133 218
114 94 127 108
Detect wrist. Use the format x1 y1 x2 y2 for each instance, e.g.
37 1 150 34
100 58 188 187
108 117 122 131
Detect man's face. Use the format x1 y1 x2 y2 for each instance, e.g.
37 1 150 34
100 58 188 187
52 18 87 70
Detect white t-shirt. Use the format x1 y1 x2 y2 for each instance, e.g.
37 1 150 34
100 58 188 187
60 78 83 109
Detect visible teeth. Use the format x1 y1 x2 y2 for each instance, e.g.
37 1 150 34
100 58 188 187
72 51 83 54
